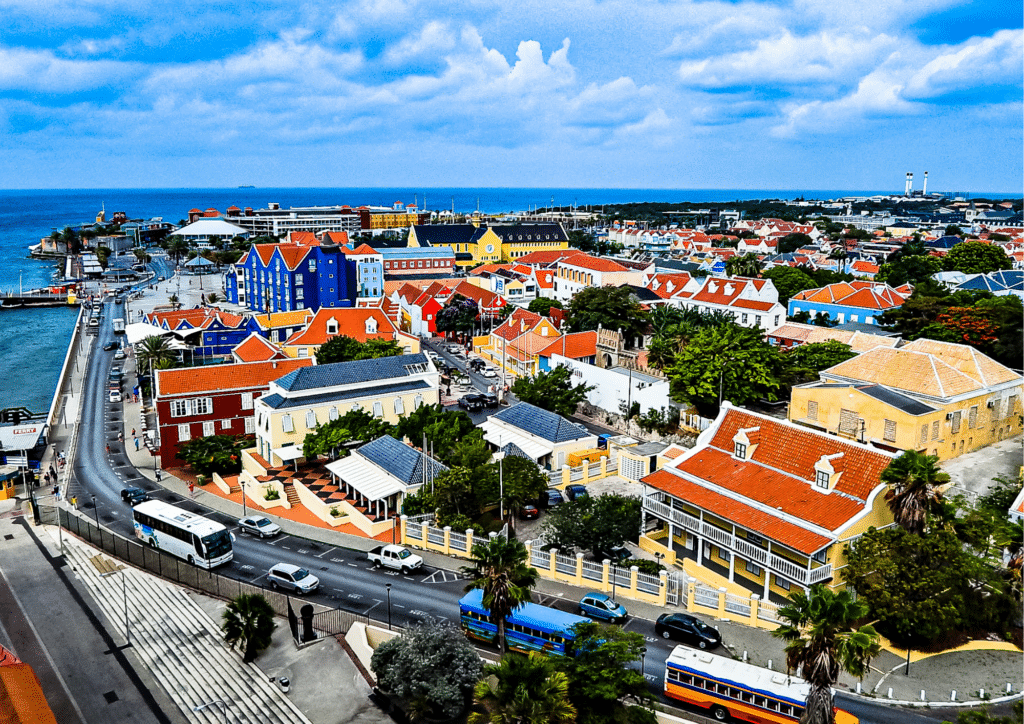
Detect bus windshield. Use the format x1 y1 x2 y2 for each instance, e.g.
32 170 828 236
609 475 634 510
202 530 232 559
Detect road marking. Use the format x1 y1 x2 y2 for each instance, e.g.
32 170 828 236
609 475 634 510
330 558 345 563
410 610 427 617
239 565 253 571
347 563 359 568
297 549 310 555
365 601 382 614
279 545 291 550
315 548 334 559
347 593 363 600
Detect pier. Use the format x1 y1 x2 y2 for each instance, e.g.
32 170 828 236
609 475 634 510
0 292 78 309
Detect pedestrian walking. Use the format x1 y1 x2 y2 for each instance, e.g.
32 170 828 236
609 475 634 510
118 431 124 443
131 428 136 437
106 443 110 455
134 437 140 451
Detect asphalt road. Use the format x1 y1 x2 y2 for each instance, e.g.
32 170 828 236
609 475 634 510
68 306 951 724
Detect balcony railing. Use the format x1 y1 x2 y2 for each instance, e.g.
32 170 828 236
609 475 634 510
643 496 833 587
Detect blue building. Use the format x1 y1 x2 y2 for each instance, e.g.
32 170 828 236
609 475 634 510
226 241 357 313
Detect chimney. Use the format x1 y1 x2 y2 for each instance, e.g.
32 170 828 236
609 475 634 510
922 171 928 195
905 172 913 196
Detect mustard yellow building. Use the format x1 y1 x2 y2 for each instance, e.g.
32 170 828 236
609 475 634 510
641 404 897 600
789 339 1022 461
409 223 569 267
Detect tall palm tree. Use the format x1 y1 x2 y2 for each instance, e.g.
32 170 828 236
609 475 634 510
772 585 880 724
462 537 538 654
469 654 576 724
136 335 178 402
222 593 276 663
881 450 949 535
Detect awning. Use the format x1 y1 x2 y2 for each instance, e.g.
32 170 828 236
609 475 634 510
479 419 553 461
272 445 304 462
125 323 173 344
325 455 405 502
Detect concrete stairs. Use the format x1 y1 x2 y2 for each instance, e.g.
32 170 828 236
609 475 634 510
61 535 310 724
282 482 301 507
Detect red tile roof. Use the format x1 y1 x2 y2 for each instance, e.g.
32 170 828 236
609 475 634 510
284 308 400 347
157 358 312 397
232 333 287 362
515 249 586 266
492 308 544 341
792 281 907 310
321 231 351 246
561 255 631 273
538 330 598 359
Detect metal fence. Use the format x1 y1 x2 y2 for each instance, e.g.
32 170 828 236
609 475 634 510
43 505 367 644
692 582 719 609
448 530 468 553
581 559 604 583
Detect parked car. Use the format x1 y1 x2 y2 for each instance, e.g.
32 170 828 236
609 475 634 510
120 487 150 505
458 394 485 411
481 368 498 378
238 514 282 538
579 592 628 623
468 358 485 371
519 503 540 520
267 563 320 594
595 544 631 565
655 613 722 649
113 348 126 360
564 484 588 501
447 344 463 354
540 488 564 509
480 392 499 408
102 342 117 351
109 389 122 403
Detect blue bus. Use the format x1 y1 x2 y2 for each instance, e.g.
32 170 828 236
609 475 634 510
458 588 591 656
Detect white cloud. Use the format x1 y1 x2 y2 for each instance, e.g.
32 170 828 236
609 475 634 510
0 46 139 92
904 29 1023 100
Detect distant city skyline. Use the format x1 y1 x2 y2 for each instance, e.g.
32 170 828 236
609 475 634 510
1 0 1020 192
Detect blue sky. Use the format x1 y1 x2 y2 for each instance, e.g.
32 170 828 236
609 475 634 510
0 0 1020 192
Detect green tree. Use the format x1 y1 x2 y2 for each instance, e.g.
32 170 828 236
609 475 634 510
566 286 648 349
779 232 814 254
772 585 879 724
942 240 1013 275
881 450 949 535
222 593 276 663
665 323 783 416
557 622 656 724
370 619 483 721
470 653 576 724
497 303 516 321
510 365 594 417
177 434 253 476
462 537 538 654
644 334 679 371
527 297 564 317
314 335 402 365
437 295 480 336
725 252 763 278
432 466 479 521
478 456 549 531
166 237 189 263
876 252 942 287
762 266 818 305
136 335 178 397
781 341 856 387
568 229 597 253
541 494 642 557
942 703 1023 724
944 224 964 237
301 409 395 459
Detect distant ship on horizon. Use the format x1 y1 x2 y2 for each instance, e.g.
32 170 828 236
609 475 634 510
238 184 256 188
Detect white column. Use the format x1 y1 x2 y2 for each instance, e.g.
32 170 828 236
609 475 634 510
763 541 772 599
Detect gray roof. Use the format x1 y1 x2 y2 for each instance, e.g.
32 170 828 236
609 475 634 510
488 223 568 243
831 322 901 336
492 402 591 443
856 384 936 416
957 275 1007 292
357 434 448 488
631 441 670 456
412 225 486 247
501 442 533 460
274 353 430 392
259 380 433 410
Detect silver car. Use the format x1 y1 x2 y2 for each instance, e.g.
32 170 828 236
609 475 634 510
238 515 282 538
267 563 319 594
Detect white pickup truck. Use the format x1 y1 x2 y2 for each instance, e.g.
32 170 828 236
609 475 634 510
367 544 424 574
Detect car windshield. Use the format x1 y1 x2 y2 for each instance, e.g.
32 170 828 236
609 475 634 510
256 519 272 527
397 549 411 559
201 530 232 559
607 599 619 609
293 569 310 580
693 619 714 633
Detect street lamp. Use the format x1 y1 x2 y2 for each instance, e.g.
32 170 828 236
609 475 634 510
385 583 393 631
91 494 100 529
193 699 228 723
641 647 647 677
240 478 247 518
100 568 130 645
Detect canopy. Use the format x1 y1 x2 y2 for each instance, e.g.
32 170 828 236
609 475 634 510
125 323 173 344
272 445 304 462
479 419 553 461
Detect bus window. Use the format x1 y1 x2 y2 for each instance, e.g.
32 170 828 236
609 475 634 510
193 534 204 557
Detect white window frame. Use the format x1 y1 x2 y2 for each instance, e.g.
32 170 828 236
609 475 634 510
202 421 215 436
241 392 254 410
221 419 232 430
178 424 191 442
815 470 830 489
282 414 294 433
244 417 255 434
171 399 190 417
305 410 317 428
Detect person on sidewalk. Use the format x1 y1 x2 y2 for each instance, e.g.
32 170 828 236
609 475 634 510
134 437 140 451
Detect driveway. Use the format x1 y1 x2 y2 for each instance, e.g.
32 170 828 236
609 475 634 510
939 434 1023 497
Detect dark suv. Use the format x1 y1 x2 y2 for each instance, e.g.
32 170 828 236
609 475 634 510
459 394 485 411
479 393 499 408
120 487 150 505
655 613 722 649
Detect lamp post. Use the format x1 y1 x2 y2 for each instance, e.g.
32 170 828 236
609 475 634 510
193 699 228 724
240 478 247 518
385 583 393 631
91 494 100 529
640 647 647 677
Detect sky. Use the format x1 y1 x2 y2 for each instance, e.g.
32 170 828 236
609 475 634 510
0 0 1020 192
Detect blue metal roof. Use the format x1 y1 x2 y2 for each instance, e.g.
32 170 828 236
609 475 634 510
274 353 430 392
492 402 591 443
459 589 589 636
357 434 448 487
957 275 1007 292
259 380 432 409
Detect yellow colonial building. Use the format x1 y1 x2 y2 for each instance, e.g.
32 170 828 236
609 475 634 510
641 404 897 601
409 223 569 267
789 339 1022 461
252 353 439 467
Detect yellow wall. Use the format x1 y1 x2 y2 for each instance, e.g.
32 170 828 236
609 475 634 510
410 226 568 265
789 384 1023 462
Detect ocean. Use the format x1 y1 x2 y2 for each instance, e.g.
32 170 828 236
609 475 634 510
0 185 1009 414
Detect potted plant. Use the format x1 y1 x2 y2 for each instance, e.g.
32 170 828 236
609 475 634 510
264 489 280 501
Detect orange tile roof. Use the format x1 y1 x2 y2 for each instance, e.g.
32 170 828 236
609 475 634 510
288 231 320 246
471 263 513 276
515 249 586 266
252 244 277 265
646 273 693 298
157 358 312 396
284 308 400 347
792 281 907 310
492 308 544 341
232 333 287 362
251 309 314 329
561 254 631 273
276 245 312 270
538 330 598 359
451 280 505 309
345 243 378 255
322 231 351 246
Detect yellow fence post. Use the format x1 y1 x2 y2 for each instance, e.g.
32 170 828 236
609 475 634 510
400 515 408 545
562 466 571 487
602 559 611 594
465 528 474 554
750 594 760 626
686 577 698 613
600 457 608 478
657 570 668 606
420 521 429 548
549 548 559 580
630 566 639 598
575 552 584 586
442 526 451 555
717 587 728 618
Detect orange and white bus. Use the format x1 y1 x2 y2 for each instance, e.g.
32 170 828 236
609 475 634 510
664 646 858 724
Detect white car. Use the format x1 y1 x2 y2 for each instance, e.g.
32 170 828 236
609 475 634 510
109 389 122 403
481 368 498 378
238 515 282 538
114 348 126 360
267 563 319 594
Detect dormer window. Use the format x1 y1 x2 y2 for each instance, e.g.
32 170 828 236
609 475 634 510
815 470 830 489
326 319 338 335
365 317 378 334
734 442 747 459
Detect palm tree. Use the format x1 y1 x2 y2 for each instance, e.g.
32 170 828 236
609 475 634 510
772 585 880 724
222 593 276 663
462 537 538 654
881 450 949 535
645 335 677 371
469 654 576 724
136 335 178 401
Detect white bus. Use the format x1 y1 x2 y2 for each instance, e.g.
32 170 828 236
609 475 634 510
132 500 233 568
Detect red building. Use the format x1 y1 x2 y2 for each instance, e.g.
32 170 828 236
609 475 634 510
154 358 312 468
